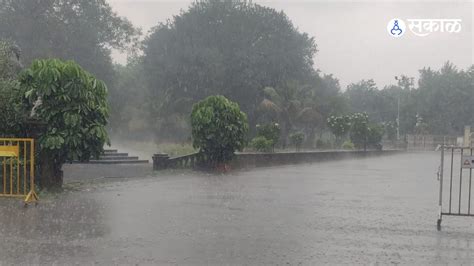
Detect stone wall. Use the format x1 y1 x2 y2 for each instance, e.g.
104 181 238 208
405 134 457 151
230 150 402 169
153 150 403 170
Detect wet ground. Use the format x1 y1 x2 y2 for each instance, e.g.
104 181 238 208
1 152 474 265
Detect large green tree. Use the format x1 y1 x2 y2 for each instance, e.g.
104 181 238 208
20 59 109 189
0 40 27 136
416 63 474 135
0 0 140 105
143 0 317 139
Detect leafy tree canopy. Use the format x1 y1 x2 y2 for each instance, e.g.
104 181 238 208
0 0 140 84
191 95 248 165
20 59 109 187
143 0 317 124
0 40 26 136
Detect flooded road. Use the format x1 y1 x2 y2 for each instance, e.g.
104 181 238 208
1 153 474 264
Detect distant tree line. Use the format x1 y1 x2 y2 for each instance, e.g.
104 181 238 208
1 0 472 150
344 63 474 136
119 1 473 146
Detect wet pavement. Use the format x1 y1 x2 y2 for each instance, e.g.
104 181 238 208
1 152 474 264
63 163 153 181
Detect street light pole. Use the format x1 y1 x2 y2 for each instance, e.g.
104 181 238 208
397 96 400 140
395 76 400 141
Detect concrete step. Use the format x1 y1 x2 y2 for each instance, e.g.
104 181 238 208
85 159 149 164
100 152 129 157
73 149 147 165
98 156 139 160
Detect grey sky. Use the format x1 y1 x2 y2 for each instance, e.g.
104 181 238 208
109 0 473 89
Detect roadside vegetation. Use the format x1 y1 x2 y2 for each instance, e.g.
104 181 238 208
191 95 248 168
0 0 472 187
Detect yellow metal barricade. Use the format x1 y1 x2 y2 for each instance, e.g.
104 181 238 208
0 138 38 204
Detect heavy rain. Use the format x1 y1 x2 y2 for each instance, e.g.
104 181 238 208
0 0 473 264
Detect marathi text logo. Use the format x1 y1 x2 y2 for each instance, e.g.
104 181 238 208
387 18 406 37
388 18 462 37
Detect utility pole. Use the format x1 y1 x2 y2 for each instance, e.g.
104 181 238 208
397 96 400 140
395 76 400 140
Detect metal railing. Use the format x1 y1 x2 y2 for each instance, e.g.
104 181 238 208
153 152 208 170
437 145 474 230
0 138 38 204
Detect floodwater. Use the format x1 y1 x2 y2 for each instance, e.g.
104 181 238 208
1 153 474 264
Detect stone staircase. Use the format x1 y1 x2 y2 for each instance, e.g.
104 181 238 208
74 149 149 164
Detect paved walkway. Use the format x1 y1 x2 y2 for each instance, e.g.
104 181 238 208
63 163 153 181
1 153 473 264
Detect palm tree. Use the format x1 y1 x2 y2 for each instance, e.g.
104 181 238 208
296 106 322 146
257 80 322 148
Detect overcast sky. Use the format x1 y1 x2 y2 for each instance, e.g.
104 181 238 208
109 0 473 89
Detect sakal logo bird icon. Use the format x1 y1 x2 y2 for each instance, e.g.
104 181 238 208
387 18 406 37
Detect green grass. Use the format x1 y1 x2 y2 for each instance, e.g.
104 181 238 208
157 142 197 157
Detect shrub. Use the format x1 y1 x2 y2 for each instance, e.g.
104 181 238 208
255 122 280 151
20 59 109 188
349 112 369 149
190 95 248 165
289 132 305 151
315 139 332 150
341 140 355 150
367 124 384 149
250 136 273 152
327 115 352 145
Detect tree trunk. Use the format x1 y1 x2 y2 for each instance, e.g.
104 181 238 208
307 127 315 148
216 162 230 173
38 153 63 190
